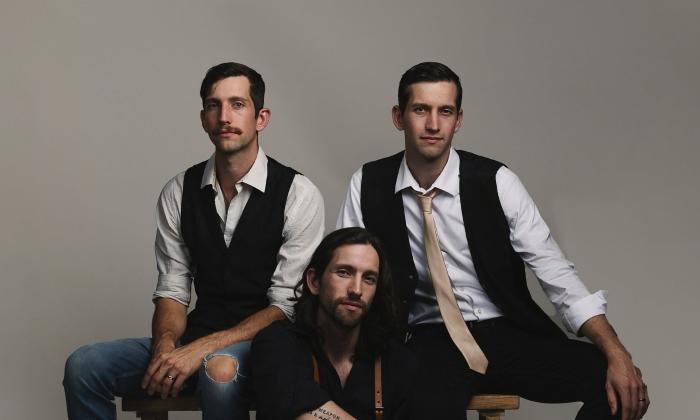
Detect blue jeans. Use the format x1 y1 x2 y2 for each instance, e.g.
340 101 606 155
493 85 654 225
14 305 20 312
63 337 252 420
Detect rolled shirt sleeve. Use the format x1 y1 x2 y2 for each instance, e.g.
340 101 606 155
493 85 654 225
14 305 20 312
153 172 193 307
497 166 608 334
268 175 325 320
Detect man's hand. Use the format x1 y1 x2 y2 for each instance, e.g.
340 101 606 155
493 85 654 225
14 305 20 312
579 315 649 420
141 339 212 399
605 351 649 420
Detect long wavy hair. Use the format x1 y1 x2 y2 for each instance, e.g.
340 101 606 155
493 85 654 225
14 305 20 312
292 227 399 358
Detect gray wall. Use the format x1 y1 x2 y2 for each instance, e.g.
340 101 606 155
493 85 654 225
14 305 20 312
1 1 698 418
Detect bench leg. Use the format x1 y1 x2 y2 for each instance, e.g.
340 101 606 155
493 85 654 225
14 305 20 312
478 409 505 420
135 411 168 420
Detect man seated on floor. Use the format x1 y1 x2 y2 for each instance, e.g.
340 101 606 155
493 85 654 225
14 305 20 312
63 62 324 420
251 227 416 420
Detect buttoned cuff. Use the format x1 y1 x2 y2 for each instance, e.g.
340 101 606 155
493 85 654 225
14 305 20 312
562 290 608 335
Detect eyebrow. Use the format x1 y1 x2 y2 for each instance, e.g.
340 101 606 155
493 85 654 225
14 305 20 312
411 102 457 111
204 95 249 104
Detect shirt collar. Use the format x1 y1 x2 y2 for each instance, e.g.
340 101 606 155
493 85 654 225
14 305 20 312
200 146 268 193
394 147 460 196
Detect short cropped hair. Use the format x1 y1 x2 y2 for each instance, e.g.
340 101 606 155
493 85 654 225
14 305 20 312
199 62 265 116
397 61 462 114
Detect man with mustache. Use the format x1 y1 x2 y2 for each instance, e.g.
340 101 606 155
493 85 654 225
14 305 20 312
251 228 415 420
338 62 648 420
63 62 325 420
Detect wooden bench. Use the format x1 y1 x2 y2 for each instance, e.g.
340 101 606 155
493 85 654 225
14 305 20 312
122 394 519 420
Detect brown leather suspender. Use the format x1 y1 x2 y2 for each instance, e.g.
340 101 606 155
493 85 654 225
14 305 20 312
374 356 383 420
311 354 383 420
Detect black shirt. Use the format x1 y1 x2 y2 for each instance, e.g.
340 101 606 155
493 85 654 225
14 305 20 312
251 320 416 420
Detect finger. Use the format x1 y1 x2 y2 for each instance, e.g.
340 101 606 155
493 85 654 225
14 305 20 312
641 396 650 418
160 373 175 399
618 384 633 420
639 384 650 419
171 373 188 398
606 382 618 416
141 358 163 390
148 361 173 395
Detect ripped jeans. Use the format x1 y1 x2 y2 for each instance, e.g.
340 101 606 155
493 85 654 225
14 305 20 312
63 337 252 420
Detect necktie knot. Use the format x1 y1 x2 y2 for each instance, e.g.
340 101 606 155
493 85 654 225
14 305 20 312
415 189 438 213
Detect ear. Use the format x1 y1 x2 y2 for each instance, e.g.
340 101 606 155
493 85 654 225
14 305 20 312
256 108 271 132
391 105 404 131
306 268 320 296
454 108 463 133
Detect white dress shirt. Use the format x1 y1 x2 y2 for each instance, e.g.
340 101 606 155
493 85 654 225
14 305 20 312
337 148 606 334
154 147 325 320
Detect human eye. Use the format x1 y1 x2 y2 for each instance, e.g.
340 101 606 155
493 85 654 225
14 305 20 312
336 268 351 277
232 101 245 109
363 274 378 285
440 107 454 115
413 105 426 114
204 102 219 111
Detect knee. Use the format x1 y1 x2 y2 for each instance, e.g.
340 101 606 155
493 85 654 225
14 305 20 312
204 355 239 383
63 345 102 390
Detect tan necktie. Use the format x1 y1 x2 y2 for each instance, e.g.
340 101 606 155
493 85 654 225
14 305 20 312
415 190 489 374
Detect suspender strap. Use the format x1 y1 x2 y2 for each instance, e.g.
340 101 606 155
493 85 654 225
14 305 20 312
312 352 320 383
310 354 383 420
374 356 383 420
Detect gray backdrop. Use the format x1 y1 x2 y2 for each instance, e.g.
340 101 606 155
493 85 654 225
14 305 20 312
1 1 698 418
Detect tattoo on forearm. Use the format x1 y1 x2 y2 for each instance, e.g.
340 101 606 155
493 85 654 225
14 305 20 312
307 407 341 420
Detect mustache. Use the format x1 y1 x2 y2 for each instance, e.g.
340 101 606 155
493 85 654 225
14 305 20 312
217 126 243 135
335 298 367 310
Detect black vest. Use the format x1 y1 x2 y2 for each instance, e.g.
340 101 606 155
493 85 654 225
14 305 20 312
179 156 297 343
360 150 565 339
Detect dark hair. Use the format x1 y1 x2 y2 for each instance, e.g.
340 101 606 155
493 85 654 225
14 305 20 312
293 227 399 357
397 61 462 114
199 62 265 116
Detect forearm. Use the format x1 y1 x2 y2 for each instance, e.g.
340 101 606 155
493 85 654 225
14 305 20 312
579 314 629 359
296 401 356 420
190 305 285 355
151 297 188 349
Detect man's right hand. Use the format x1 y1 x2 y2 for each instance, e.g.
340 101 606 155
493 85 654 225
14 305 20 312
141 338 177 398
144 298 189 398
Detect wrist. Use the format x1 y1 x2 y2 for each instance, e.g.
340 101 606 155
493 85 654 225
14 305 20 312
152 334 177 352
191 335 221 357
604 345 631 362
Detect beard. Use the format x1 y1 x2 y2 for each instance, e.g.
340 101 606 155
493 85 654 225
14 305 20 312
319 297 368 330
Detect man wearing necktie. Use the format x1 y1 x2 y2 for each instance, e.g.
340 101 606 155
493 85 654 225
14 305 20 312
337 62 648 420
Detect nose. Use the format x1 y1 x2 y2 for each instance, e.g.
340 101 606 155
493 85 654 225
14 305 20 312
218 102 232 124
347 275 363 298
425 110 439 133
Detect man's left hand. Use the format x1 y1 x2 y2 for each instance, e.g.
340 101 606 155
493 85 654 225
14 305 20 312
605 352 649 420
142 340 212 399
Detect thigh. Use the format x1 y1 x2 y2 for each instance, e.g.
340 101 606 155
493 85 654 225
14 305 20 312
407 324 484 419
67 337 154 397
476 323 608 404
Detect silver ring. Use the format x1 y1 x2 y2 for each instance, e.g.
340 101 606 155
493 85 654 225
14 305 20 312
166 375 175 381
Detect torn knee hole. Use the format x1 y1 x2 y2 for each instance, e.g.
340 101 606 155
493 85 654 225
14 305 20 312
205 355 238 383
